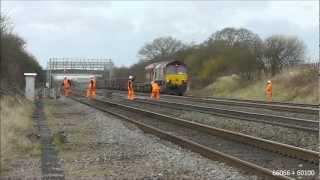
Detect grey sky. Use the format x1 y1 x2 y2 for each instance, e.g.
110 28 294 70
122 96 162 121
2 1 319 68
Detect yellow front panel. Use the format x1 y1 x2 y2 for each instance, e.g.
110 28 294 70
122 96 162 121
165 73 188 86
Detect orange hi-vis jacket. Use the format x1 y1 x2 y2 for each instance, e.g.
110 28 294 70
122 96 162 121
127 79 135 100
151 82 160 92
63 79 70 89
88 79 96 90
128 80 133 91
266 83 272 95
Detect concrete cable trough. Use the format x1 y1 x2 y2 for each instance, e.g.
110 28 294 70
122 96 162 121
33 100 65 180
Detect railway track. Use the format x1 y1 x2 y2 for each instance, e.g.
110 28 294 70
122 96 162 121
71 95 319 180
163 94 319 115
101 89 319 116
194 95 319 109
96 90 318 133
128 98 318 133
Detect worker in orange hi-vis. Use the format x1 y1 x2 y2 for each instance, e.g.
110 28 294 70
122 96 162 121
150 81 160 100
86 76 97 99
127 75 135 100
265 80 273 102
61 77 71 96
67 79 72 95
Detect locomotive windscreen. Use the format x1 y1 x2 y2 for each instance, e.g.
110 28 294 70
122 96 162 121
166 64 187 74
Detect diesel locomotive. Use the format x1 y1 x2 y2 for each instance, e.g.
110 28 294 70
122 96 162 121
106 60 188 95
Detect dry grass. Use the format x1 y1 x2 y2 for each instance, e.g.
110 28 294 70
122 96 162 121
191 67 318 104
43 99 66 151
43 98 94 152
0 95 41 174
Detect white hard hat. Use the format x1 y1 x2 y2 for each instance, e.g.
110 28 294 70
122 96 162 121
90 76 95 79
129 75 133 79
267 80 271 83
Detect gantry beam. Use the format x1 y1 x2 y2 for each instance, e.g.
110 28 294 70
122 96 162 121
47 58 114 88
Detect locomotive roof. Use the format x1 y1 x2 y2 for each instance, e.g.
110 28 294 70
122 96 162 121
145 60 184 70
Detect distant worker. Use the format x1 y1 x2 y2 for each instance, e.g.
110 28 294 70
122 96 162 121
67 79 72 95
150 81 160 100
86 76 96 99
265 80 273 102
61 77 72 96
128 75 135 100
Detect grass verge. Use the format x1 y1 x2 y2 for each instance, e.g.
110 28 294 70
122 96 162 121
0 95 41 174
190 67 318 104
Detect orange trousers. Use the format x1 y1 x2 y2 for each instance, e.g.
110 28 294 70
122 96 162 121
266 93 272 102
64 87 72 96
128 89 135 100
86 89 96 99
150 90 160 100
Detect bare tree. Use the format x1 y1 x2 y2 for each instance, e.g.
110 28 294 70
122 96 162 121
263 35 305 76
1 14 44 90
0 14 13 35
207 27 263 51
138 36 187 62
204 27 264 80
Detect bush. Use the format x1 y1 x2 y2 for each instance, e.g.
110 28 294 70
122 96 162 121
210 74 241 96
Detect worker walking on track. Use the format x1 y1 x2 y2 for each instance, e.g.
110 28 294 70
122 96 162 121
67 79 72 95
86 76 97 99
150 81 160 100
128 75 135 100
61 77 72 96
265 80 273 102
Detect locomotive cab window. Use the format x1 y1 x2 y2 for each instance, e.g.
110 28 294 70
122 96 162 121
166 64 187 74
176 66 187 73
166 65 177 74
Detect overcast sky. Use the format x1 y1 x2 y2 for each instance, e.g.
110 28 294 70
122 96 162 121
2 1 319 68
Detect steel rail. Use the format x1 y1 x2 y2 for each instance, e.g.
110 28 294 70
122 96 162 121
162 94 319 114
93 89 318 132
104 89 319 114
71 95 318 180
130 98 319 132
189 95 319 108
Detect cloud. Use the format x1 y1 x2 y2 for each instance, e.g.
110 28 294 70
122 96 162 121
2 1 319 67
